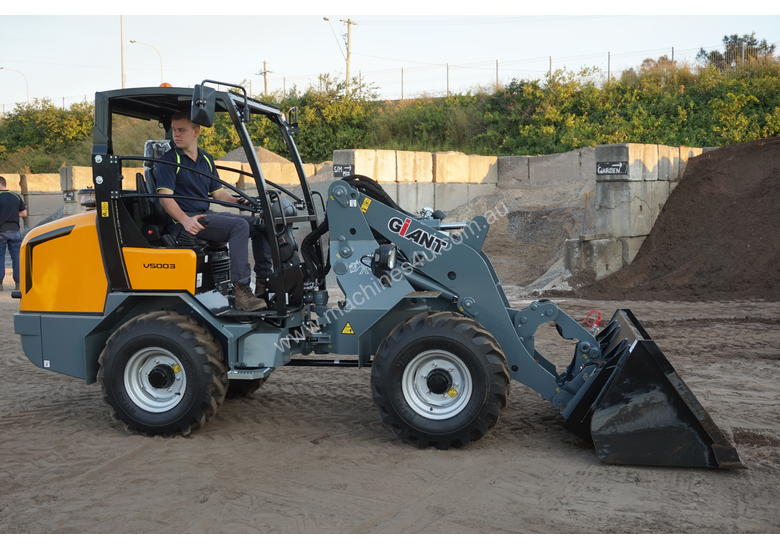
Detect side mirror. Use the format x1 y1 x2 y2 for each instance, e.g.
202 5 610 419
191 84 217 127
287 106 299 135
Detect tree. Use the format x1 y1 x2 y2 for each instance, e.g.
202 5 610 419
697 33 776 69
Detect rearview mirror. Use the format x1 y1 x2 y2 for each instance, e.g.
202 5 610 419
191 84 217 127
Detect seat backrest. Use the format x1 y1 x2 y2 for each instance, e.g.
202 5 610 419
143 139 172 193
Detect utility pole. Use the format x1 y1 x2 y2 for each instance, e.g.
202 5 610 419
401 67 404 100
283 77 287 96
256 61 272 96
607 51 611 81
446 64 450 96
549 56 552 76
340 18 357 95
671 46 675 62
495 59 499 91
120 15 126 88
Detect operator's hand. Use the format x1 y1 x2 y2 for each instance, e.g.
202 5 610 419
182 214 207 235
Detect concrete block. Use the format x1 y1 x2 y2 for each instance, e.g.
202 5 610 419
261 162 285 183
497 156 530 187
122 167 144 190
333 149 376 180
669 147 681 181
657 145 674 181
396 182 419 213
0 173 22 192
529 150 581 185
642 144 658 181
280 163 300 185
375 150 397 183
434 183 469 212
564 237 625 281
620 236 646 265
468 155 498 184
396 151 415 182
467 183 497 203
23 192 64 217
678 146 703 180
595 143 644 182
379 183 398 205
70 166 93 189
433 151 470 183
23 173 61 192
310 162 335 184
579 147 596 181
417 183 435 211
414 152 433 183
214 160 243 185
588 180 671 238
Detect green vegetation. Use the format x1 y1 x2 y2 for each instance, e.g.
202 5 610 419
1 36 778 172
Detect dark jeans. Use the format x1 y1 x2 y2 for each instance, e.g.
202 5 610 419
0 230 22 285
194 212 272 285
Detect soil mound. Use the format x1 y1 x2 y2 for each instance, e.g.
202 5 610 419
579 138 780 301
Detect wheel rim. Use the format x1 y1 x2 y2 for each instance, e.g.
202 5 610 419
123 347 187 413
401 349 473 420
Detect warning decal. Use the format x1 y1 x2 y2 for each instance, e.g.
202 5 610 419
341 322 355 335
360 197 372 213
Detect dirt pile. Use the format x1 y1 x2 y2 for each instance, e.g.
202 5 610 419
580 138 780 301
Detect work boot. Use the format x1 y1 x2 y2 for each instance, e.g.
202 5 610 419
234 282 266 312
254 281 267 298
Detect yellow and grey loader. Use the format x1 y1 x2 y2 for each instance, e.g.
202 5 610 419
13 82 742 468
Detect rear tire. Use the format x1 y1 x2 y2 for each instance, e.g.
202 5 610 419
98 311 227 436
371 312 509 449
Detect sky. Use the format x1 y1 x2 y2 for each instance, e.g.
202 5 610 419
0 3 778 109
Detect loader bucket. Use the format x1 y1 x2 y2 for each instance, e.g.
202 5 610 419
564 310 743 469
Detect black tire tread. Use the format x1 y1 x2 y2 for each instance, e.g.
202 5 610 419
371 312 509 449
97 310 227 436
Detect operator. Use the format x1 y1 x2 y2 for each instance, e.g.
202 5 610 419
155 110 272 312
0 176 28 292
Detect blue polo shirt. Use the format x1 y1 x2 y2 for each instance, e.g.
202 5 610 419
154 146 221 215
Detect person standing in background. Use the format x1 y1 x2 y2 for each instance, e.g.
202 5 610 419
0 176 28 291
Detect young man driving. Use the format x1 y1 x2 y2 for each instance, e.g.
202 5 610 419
155 110 271 312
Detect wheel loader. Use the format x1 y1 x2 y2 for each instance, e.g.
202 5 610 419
13 82 743 468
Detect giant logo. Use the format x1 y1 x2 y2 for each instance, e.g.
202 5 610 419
388 217 448 253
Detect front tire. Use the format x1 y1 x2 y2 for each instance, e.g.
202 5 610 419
371 312 509 449
98 311 227 435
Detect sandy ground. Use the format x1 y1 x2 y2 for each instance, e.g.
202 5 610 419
0 289 778 533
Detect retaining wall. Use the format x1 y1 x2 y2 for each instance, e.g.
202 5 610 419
6 143 705 286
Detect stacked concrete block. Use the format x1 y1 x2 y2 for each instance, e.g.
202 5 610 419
497 156 530 188
529 150 583 186
414 152 433 183
375 150 397 183
620 236 647 265
23 173 61 192
657 144 680 181
642 144 659 180
433 152 470 183
396 151 416 182
468 155 498 184
564 238 624 281
595 143 645 182
467 183 498 203
333 149 376 180
1 173 22 192
433 183 470 212
214 160 243 185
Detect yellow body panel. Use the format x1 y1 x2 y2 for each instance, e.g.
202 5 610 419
20 212 108 313
123 248 197 294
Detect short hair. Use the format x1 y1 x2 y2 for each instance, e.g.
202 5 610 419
171 110 194 123
0 176 6 187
